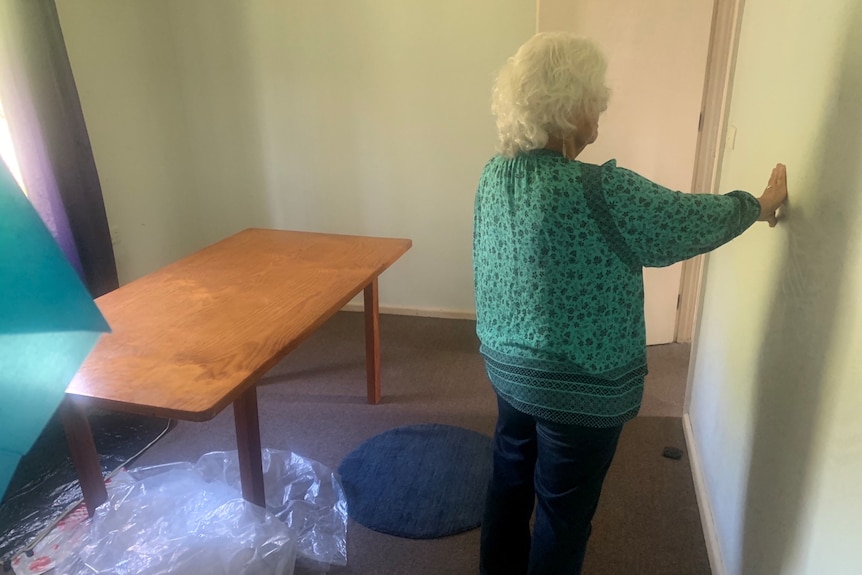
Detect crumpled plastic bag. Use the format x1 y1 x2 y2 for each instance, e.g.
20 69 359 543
195 449 348 568
55 465 296 575
38 449 347 575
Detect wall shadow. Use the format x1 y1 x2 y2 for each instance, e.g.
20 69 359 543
740 4 862 573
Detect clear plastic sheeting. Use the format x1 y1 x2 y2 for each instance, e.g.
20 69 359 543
59 465 297 575
15 449 347 575
195 449 348 568
0 412 172 563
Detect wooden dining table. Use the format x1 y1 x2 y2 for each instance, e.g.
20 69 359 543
63 228 412 514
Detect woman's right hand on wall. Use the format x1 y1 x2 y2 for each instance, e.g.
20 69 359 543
758 163 788 227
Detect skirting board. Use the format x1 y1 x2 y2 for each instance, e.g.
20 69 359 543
341 302 476 321
683 413 727 575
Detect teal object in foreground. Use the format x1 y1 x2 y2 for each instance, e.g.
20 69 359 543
0 161 110 500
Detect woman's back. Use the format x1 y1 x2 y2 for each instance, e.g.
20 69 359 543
474 150 645 374
473 148 760 426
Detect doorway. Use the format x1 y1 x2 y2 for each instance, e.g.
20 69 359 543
537 0 715 346
536 0 745 417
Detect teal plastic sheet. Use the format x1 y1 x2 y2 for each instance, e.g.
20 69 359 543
0 160 109 500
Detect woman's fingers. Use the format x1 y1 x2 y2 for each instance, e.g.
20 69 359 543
767 165 779 189
766 163 787 195
759 163 788 226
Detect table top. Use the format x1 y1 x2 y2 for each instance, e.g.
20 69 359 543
67 229 411 421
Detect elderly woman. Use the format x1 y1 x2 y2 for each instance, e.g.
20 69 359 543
474 32 787 575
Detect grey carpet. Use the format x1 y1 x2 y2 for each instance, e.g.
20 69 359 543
133 312 710 575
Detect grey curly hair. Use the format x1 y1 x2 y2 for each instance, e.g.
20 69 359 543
492 32 611 157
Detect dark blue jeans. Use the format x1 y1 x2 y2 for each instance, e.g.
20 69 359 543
480 394 624 575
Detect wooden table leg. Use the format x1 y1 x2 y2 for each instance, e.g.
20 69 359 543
364 278 381 404
60 399 107 516
233 386 266 508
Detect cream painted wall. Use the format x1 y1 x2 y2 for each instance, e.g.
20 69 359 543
57 0 535 313
688 0 862 573
537 0 714 344
55 0 202 283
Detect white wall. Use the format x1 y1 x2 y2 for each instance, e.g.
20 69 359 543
56 0 202 283
57 0 535 313
688 0 862 573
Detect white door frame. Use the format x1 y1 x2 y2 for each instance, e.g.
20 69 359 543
676 0 747 347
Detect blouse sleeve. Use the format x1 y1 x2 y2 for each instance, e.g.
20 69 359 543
595 162 761 268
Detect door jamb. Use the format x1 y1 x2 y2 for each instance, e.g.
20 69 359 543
675 0 747 350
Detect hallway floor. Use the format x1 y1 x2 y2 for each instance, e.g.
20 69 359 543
642 343 692 418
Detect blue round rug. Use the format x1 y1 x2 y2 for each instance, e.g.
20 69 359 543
337 423 492 539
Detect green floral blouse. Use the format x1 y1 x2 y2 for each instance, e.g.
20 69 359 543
473 149 760 427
